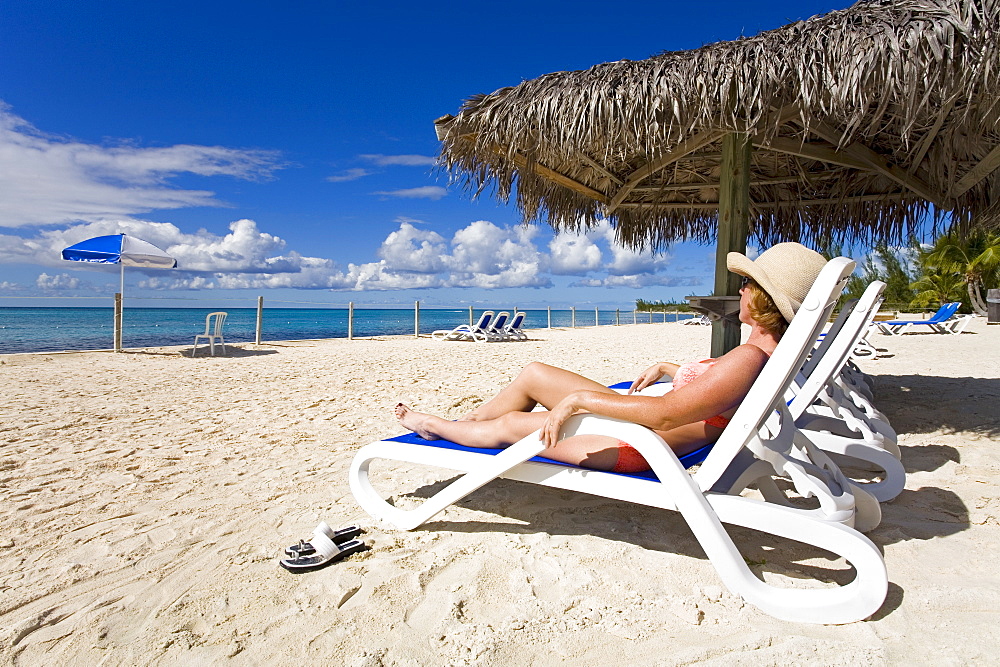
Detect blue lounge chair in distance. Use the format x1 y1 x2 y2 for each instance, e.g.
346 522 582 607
876 302 963 335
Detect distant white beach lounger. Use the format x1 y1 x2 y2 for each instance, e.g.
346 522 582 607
432 310 494 343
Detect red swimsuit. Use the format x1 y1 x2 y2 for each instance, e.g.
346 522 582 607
611 359 730 473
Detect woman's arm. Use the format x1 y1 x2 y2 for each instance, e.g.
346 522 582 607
628 361 681 394
540 345 770 449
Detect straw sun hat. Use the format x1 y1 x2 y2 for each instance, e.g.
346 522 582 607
726 242 828 324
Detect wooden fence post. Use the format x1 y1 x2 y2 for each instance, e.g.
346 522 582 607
255 296 263 345
348 302 354 340
415 300 420 337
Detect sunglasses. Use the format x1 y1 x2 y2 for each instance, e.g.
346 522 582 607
740 276 753 288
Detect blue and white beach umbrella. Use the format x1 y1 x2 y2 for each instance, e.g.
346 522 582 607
61 233 177 295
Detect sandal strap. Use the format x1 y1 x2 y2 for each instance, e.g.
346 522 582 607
308 531 339 559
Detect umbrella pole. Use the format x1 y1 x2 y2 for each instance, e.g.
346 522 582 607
117 263 125 352
711 132 751 357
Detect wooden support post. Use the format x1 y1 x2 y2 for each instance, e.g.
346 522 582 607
547 306 552 328
571 307 576 328
616 308 620 325
414 301 420 337
712 132 751 358
595 307 599 326
469 306 473 327
255 296 264 345
113 293 122 352
348 302 354 340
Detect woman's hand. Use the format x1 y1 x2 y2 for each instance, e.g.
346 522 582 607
629 363 668 395
540 392 584 449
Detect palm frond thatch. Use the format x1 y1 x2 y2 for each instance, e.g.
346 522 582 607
436 0 1000 250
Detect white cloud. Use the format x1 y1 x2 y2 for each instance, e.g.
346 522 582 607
599 226 668 275
549 231 603 274
329 220 550 291
360 154 436 167
0 218 335 281
326 168 372 183
36 272 81 290
575 274 703 288
445 221 549 288
376 223 448 273
0 215 701 293
372 186 447 200
0 103 284 228
549 219 713 289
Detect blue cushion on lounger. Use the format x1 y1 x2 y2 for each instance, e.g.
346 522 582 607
384 432 712 480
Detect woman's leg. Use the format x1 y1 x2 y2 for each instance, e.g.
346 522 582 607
543 434 628 470
397 404 640 471
397 404 547 447
462 362 616 421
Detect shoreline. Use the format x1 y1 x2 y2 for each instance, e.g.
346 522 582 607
2 320 998 663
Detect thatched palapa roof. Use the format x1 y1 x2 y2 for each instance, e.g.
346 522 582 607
435 0 1000 250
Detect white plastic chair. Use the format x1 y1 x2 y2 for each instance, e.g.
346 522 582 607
191 312 227 356
350 258 889 624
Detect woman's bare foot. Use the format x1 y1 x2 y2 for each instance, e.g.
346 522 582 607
395 403 441 440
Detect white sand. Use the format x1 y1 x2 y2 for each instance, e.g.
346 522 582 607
1 319 998 664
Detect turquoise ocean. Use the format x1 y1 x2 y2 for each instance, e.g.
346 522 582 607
0 307 693 354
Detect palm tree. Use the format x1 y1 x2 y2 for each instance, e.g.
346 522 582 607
921 231 1000 315
910 269 965 309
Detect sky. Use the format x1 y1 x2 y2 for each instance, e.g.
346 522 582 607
0 0 866 310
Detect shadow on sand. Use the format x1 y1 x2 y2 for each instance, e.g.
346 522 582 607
179 346 278 358
373 468 968 621
873 374 1000 439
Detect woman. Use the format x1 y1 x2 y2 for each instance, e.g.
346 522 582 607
396 243 828 473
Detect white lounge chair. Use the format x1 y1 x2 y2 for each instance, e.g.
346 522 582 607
939 313 975 334
619 283 902 504
191 311 227 357
483 311 510 341
787 282 905 502
432 310 494 342
499 311 527 341
350 257 888 624
806 291 896 448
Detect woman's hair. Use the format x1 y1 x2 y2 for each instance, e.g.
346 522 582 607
745 281 788 336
